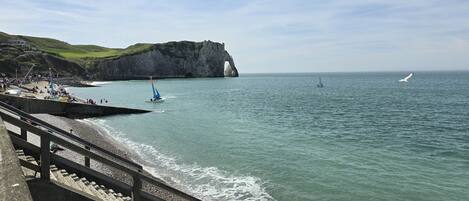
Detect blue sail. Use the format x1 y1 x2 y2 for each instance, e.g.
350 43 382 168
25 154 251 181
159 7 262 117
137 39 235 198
151 82 161 99
155 88 161 99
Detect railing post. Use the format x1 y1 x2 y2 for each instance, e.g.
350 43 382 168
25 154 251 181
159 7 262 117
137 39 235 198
84 145 90 167
132 173 142 201
40 134 50 181
20 117 27 141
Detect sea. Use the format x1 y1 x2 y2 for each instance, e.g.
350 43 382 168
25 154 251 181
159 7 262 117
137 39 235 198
68 72 469 201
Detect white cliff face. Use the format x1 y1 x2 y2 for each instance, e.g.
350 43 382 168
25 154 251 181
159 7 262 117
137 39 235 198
223 53 238 77
90 41 238 80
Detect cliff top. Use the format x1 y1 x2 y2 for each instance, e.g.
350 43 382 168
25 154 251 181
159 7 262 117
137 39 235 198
0 31 225 64
0 31 154 61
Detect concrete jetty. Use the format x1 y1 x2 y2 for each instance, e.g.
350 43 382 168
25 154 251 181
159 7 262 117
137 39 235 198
0 94 150 118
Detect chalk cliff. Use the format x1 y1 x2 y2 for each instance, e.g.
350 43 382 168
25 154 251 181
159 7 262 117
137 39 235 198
89 41 238 80
1 31 239 79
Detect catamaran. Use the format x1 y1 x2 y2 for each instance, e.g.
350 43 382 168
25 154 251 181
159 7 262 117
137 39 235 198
146 77 164 103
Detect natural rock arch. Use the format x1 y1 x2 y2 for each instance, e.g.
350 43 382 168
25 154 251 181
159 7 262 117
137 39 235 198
223 52 238 77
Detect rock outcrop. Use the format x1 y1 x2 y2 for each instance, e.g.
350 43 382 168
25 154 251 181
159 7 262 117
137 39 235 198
89 41 238 80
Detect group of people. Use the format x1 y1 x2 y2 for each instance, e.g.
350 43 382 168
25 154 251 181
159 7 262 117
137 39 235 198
24 74 43 84
31 86 44 94
85 99 97 104
85 98 109 105
99 98 108 104
0 75 11 91
2 72 114 106
0 81 7 92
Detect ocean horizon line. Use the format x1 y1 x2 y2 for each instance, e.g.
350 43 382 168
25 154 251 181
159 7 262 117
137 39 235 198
240 69 469 75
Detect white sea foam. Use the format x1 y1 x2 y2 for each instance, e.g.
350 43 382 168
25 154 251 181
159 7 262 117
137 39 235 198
163 95 177 99
89 81 112 86
82 118 275 201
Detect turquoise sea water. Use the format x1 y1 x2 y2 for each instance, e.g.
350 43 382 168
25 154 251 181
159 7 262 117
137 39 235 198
69 72 469 201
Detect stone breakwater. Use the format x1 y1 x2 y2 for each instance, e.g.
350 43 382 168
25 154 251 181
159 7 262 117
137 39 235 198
89 41 238 80
0 94 150 118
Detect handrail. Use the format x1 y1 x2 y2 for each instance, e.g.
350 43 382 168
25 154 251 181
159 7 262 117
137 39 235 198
0 101 142 170
9 132 133 197
0 101 200 201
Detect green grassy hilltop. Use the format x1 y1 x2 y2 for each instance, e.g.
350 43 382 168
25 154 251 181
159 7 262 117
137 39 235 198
0 31 153 76
0 31 153 61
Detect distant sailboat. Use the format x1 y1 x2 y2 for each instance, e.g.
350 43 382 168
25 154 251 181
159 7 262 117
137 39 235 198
317 77 324 88
399 73 413 82
146 77 164 103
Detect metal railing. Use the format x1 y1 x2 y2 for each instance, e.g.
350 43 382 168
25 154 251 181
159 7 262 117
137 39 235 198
0 101 142 169
0 101 200 201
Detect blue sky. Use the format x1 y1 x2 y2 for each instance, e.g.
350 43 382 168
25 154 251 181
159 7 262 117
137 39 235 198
1 0 469 73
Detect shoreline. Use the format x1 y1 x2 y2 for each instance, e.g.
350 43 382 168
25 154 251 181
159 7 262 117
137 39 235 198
13 78 274 200
33 114 192 200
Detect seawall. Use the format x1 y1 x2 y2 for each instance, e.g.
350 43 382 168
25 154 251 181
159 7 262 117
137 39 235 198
0 94 150 118
0 116 33 201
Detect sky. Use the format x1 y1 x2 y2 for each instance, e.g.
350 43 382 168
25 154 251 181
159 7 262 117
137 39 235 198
1 0 469 73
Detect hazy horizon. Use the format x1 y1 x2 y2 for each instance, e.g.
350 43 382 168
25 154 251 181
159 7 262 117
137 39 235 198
1 0 469 73
239 69 469 74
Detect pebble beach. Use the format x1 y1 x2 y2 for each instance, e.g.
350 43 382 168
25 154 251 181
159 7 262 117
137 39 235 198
32 113 189 201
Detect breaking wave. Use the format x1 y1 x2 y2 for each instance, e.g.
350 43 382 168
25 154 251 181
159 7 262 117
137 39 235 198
81 118 275 201
89 81 112 86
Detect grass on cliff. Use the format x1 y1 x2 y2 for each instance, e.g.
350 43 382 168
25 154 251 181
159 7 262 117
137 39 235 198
56 43 154 59
13 34 153 60
0 32 11 41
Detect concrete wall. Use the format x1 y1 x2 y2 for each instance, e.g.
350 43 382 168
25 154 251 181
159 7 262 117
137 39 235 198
0 94 150 118
0 116 33 201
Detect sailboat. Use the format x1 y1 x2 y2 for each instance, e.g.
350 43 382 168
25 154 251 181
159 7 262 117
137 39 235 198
317 77 324 88
145 77 164 103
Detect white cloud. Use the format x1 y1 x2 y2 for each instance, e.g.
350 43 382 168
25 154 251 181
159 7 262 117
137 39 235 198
1 0 468 72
